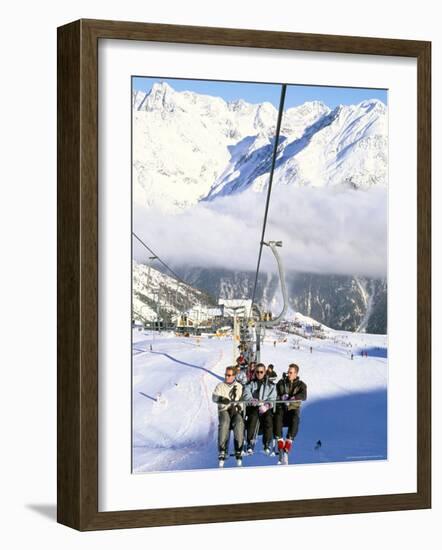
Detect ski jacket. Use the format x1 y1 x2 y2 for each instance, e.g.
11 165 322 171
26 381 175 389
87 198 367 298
235 369 248 386
243 378 276 404
212 380 244 413
276 376 307 410
246 366 256 382
266 369 277 380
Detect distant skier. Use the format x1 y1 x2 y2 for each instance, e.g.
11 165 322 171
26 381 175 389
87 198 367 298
236 352 248 368
273 340 277 348
212 367 245 467
274 364 307 464
310 346 313 354
243 364 276 455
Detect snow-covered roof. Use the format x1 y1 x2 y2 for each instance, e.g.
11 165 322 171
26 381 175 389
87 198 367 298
218 299 252 317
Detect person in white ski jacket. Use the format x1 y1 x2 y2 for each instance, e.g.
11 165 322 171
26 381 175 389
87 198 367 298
212 367 245 463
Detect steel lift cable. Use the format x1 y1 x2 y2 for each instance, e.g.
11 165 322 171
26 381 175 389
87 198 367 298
250 83 287 309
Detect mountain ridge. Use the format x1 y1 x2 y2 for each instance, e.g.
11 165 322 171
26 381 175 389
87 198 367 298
133 82 387 212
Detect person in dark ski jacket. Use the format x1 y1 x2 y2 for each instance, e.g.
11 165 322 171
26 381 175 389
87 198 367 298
266 364 277 380
236 352 248 368
245 361 257 382
212 367 245 462
274 363 307 454
243 364 276 454
234 353 249 385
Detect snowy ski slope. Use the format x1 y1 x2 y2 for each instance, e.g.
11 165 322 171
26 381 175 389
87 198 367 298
132 328 387 473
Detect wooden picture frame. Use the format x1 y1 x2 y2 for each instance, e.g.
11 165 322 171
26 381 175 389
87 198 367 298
57 18 431 531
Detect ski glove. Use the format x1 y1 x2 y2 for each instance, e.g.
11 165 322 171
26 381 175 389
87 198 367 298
250 399 260 407
281 394 289 401
229 405 242 415
289 396 298 401
218 397 231 405
259 403 270 415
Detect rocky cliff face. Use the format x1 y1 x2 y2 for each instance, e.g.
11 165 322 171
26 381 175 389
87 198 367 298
180 267 387 334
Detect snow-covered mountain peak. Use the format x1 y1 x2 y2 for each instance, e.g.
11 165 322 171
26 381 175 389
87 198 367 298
228 98 249 112
358 98 387 111
331 98 386 122
139 81 178 112
254 102 278 134
133 83 388 210
151 81 174 95
282 101 330 139
287 100 330 118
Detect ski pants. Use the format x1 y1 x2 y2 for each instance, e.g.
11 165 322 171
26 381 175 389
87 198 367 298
246 406 273 448
273 406 300 440
218 410 244 455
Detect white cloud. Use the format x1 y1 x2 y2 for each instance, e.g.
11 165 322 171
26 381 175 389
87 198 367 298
133 186 387 279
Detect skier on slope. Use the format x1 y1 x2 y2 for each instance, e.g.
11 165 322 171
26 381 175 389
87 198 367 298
274 363 307 464
212 367 245 467
243 364 276 455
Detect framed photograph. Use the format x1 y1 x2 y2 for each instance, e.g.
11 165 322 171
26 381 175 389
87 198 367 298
57 19 431 530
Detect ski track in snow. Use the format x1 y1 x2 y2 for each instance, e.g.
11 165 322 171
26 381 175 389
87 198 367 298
132 328 387 472
132 335 227 472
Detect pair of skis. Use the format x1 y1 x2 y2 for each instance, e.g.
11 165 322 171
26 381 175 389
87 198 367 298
250 439 291 465
218 443 290 467
218 455 242 468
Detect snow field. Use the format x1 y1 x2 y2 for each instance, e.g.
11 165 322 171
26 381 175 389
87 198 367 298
132 328 387 472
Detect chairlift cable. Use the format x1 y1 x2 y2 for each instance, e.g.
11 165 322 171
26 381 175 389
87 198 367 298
250 83 287 308
132 231 193 289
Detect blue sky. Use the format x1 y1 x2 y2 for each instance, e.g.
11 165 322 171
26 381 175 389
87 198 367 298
132 76 387 109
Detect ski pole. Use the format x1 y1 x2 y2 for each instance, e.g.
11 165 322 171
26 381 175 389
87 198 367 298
252 416 260 444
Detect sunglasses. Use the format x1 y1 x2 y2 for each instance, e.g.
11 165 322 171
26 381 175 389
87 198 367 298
256 370 265 374
225 373 235 377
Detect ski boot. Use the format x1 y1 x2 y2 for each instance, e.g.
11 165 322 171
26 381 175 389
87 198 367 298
282 439 292 465
218 451 226 468
277 438 285 465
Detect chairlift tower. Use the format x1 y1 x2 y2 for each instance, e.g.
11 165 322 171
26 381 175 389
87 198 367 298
248 84 288 363
253 240 288 363
230 305 246 365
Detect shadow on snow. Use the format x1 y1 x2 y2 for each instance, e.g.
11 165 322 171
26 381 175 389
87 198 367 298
139 391 157 402
133 388 387 471
292 388 388 465
148 350 224 381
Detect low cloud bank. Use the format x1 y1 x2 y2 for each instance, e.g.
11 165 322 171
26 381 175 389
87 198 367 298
133 186 387 279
